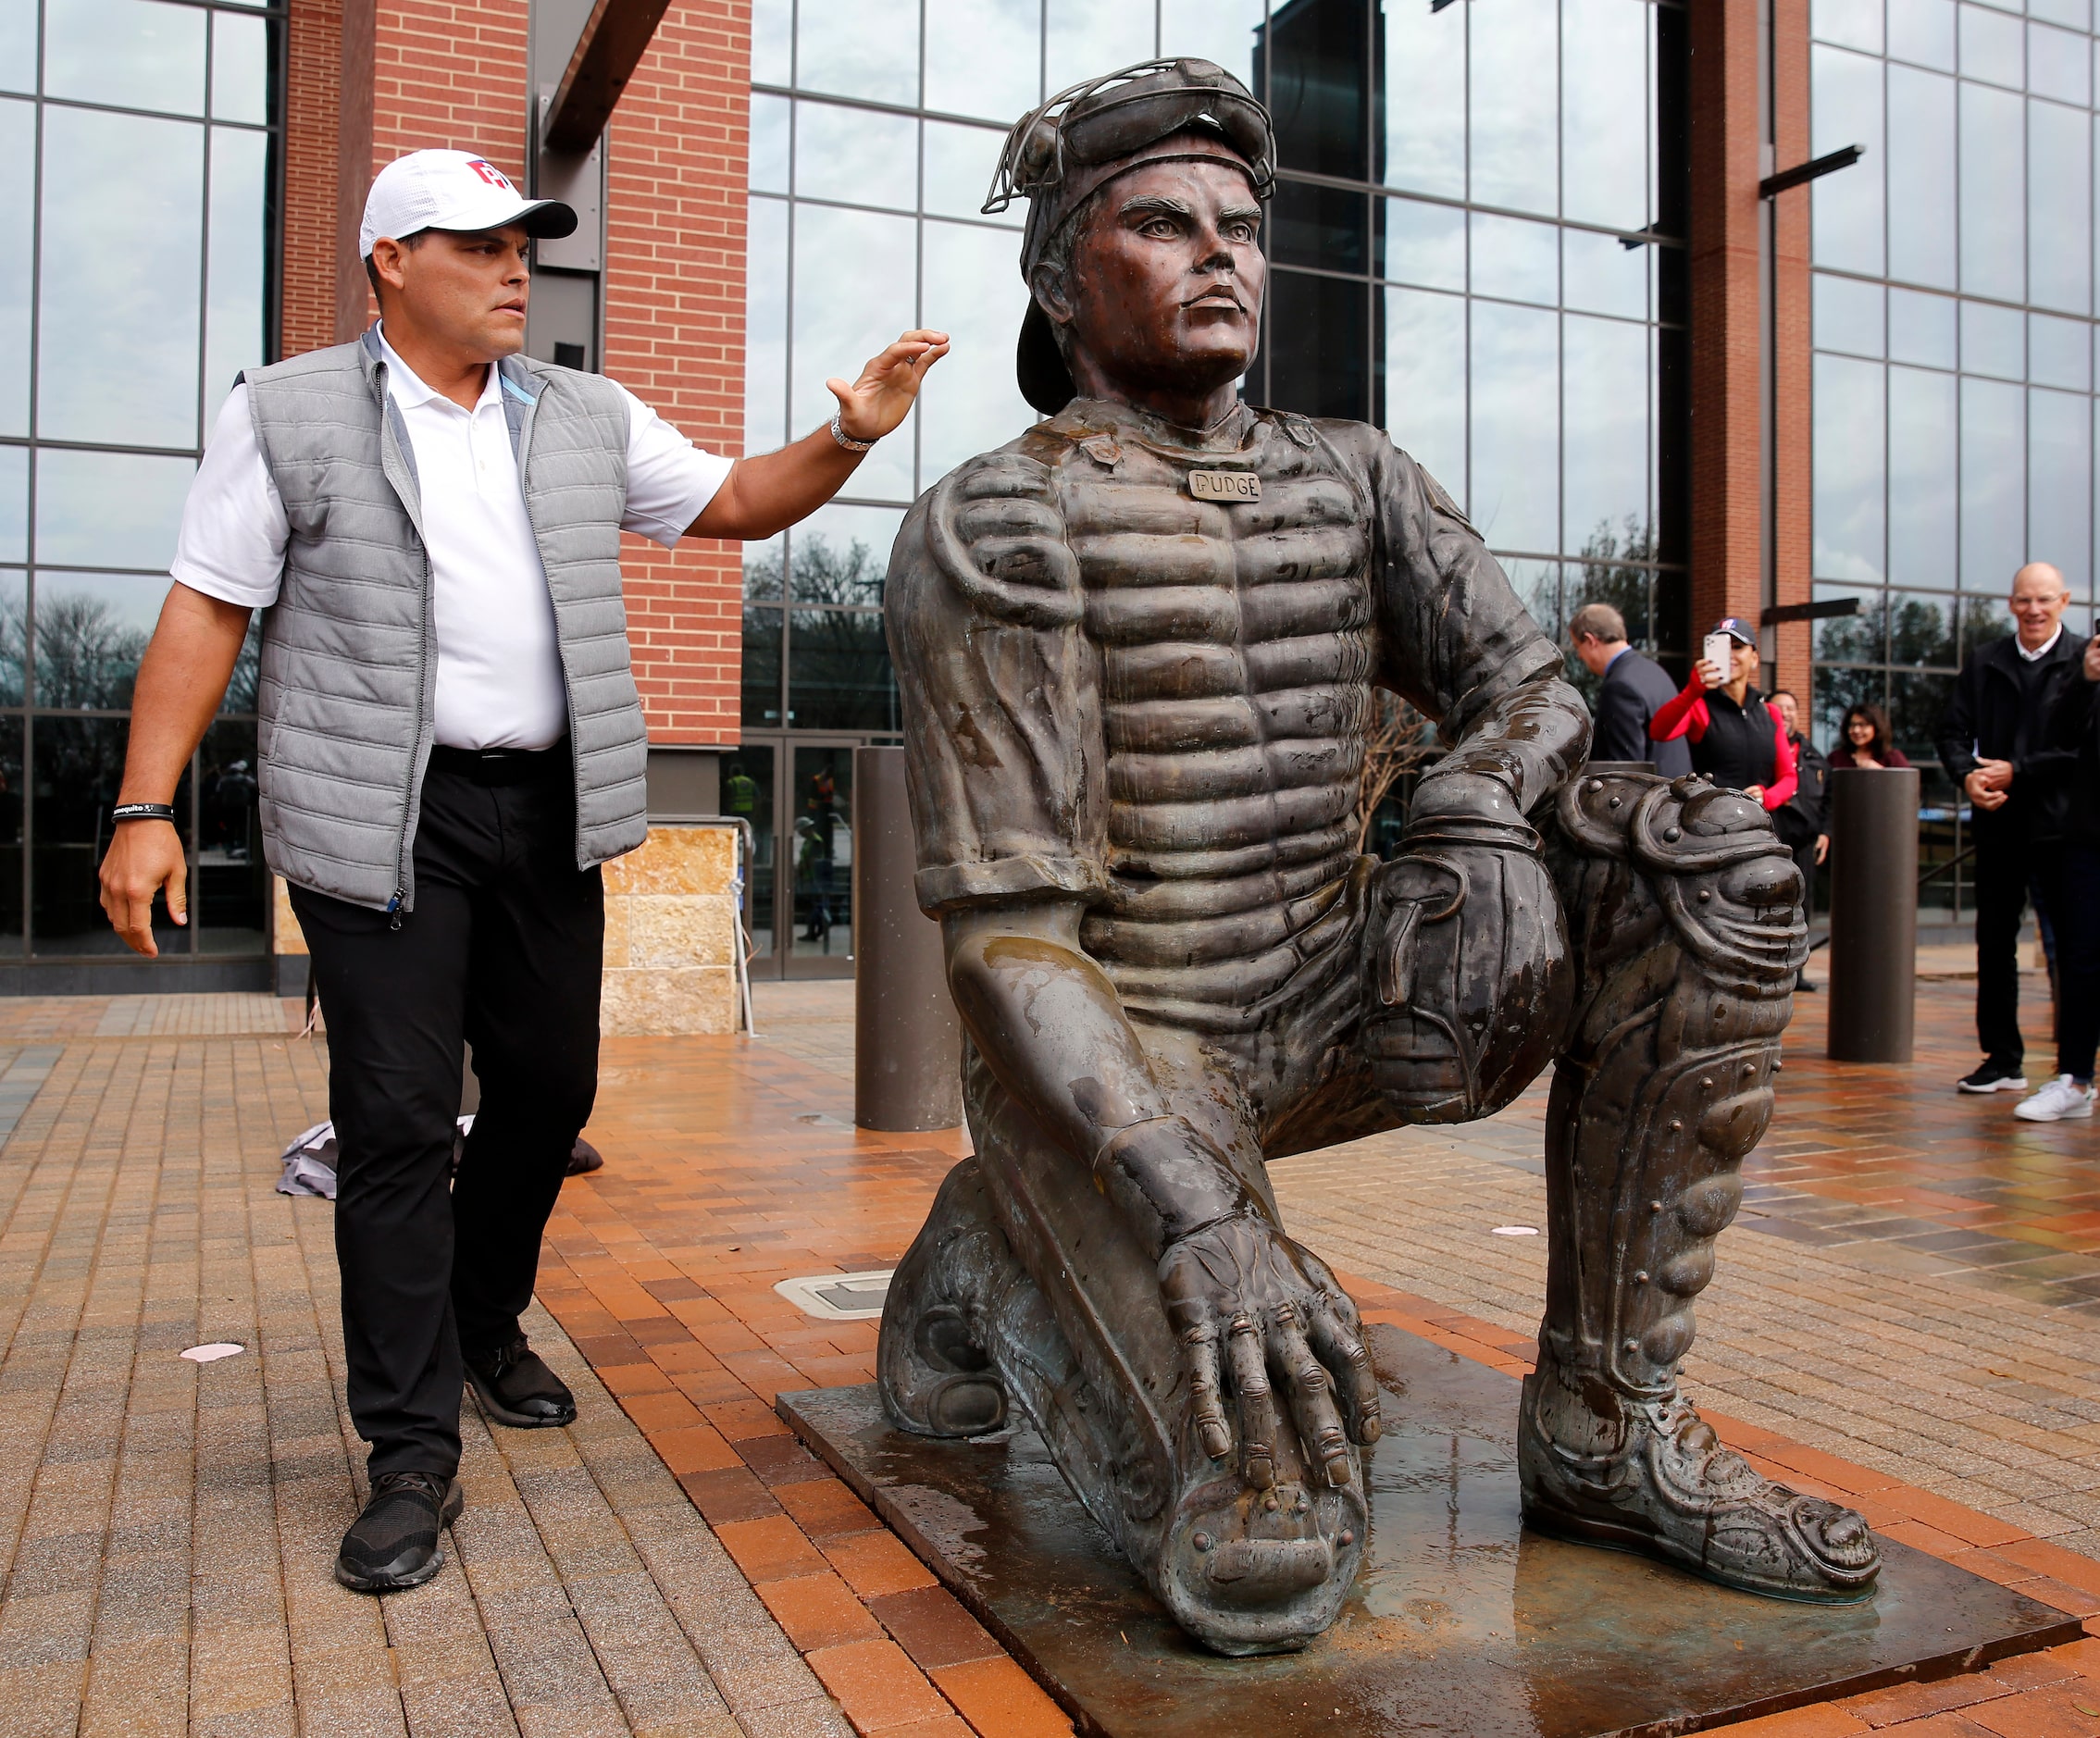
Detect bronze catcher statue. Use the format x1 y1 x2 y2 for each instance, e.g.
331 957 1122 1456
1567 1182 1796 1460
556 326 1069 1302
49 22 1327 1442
876 59 1880 1656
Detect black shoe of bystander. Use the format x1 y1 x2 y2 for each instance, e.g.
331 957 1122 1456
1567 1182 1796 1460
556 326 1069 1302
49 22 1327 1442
466 1335 578 1428
1957 1060 2029 1093
334 1471 462 1593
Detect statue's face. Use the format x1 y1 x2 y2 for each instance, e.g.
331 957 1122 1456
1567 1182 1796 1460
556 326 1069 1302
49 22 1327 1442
1049 157 1265 401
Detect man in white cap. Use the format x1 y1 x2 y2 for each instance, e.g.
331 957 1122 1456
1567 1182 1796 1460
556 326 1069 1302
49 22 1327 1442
96 149 948 1593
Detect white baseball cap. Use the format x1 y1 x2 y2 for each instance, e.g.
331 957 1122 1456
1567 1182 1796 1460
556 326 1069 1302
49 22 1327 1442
359 149 577 258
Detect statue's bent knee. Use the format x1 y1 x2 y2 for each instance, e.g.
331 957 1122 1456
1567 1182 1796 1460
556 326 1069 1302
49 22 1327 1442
1522 772 1880 1602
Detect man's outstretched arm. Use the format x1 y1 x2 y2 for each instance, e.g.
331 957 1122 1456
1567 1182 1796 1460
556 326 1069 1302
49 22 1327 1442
98 583 253 956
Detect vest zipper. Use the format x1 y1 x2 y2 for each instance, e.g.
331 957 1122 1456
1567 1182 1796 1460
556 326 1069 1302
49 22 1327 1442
387 888 404 931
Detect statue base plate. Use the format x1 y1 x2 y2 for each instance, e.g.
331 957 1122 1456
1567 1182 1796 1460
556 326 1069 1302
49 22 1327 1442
777 1323 2081 1737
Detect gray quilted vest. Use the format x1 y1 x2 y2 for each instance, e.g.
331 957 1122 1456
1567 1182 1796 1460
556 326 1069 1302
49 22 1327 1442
242 329 650 913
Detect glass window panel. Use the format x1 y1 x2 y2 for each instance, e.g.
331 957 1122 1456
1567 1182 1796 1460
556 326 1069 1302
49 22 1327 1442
925 0 1039 122
1958 589 2011 657
0 98 29 439
2031 312 2091 390
1561 228 1647 320
1812 46 1885 278
0 714 23 955
2028 99 2091 316
211 9 269 123
34 449 193 569
2031 23 2092 104
0 0 32 95
796 99 916 210
787 744 854 954
1470 0 1559 217
1470 211 1558 307
32 572 163 710
751 93 789 194
38 106 204 448
1888 670 1955 762
1889 365 1958 588
2033 0 2090 24
1813 353 1886 582
789 608 900 730
1383 286 1466 500
1889 287 1957 366
1380 0 1464 199
1272 180 1368 273
797 0 921 106
1960 298 2024 378
1814 272 1885 356
746 197 789 455
31 715 189 956
743 603 783 726
1887 66 1956 291
1958 82 2025 302
0 570 23 703
1504 559 1563 641
1046 0 1155 96
918 219 1032 486
1267 269 1369 421
219 613 257 714
1559 0 1647 230
1958 1 2025 85
1381 198 1464 293
1266 0 1370 182
1888 0 1956 69
1162 0 1261 85
1815 0 1883 53
44 0 205 114
205 125 267 426
2031 388 2092 596
791 204 917 500
924 119 1013 224
752 0 791 84
196 717 265 951
1814 584 1888 664
790 504 905 605
0 449 22 562
1959 374 2026 590
1562 315 1648 558
1888 590 1957 665
745 533 783 603
1470 300 1559 553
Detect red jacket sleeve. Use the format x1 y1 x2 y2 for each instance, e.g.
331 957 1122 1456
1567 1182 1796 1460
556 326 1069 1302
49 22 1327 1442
1650 677 1708 742
1762 705 1796 810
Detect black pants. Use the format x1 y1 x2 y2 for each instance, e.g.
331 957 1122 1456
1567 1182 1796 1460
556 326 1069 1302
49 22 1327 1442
2053 839 2100 1081
291 747 603 1478
1973 835 2057 1070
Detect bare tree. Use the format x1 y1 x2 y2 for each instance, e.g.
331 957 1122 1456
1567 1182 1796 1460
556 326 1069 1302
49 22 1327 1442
1356 690 1439 853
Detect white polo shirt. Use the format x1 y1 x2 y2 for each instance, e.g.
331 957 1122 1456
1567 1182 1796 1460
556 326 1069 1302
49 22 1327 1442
170 329 733 751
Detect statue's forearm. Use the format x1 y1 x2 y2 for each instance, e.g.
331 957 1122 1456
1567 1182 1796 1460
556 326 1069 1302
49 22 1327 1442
1421 671 1591 823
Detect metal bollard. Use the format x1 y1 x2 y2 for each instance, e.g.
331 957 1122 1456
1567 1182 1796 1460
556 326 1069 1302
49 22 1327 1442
852 747 963 1131
1826 765 1919 1063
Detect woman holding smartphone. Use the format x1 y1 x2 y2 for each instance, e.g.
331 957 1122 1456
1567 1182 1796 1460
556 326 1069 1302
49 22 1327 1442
1649 616 1797 811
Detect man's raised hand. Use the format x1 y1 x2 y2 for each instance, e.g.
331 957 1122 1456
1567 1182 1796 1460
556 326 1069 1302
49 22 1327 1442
827 329 951 442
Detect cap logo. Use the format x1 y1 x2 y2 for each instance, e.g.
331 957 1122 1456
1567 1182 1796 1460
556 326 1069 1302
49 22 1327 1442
466 159 514 190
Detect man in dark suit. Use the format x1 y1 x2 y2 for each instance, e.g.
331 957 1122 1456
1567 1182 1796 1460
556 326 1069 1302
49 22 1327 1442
1936 563 2083 1094
1570 602 1694 779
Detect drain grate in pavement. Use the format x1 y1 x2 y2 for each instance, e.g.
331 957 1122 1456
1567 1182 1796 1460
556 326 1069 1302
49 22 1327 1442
776 1270 893 1320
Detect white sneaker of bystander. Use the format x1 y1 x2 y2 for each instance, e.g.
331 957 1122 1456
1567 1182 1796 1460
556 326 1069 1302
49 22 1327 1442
2013 1075 2097 1122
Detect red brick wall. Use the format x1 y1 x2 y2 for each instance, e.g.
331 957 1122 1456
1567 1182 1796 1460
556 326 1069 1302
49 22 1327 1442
1773 0 1814 698
281 0 343 358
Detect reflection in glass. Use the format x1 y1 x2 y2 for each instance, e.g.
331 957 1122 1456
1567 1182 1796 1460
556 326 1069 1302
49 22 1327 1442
790 507 903 605
2029 388 2092 596
1470 0 1559 216
1383 286 1465 496
1887 591 1957 666
1379 0 1464 199
1162 0 1262 85
0 714 20 955
2026 98 2091 317
31 714 188 955
789 609 900 731
0 0 31 95
1811 45 1884 278
205 125 267 424
791 205 917 500
1886 67 1956 289
1812 353 1885 582
750 93 789 193
1957 1 2024 87
1889 365 1957 589
35 449 194 570
746 197 788 455
1559 0 1648 230
1814 272 1883 356
918 219 1032 483
1888 286 1957 366
743 604 783 726
1470 300 1559 553
1382 199 1463 292
1957 81 2023 302
1888 670 1955 763
1959 298 2023 380
1887 0 1957 70
220 613 259 714
752 0 790 84
1263 0 1370 183
1272 180 1368 273
211 9 270 123
1046 0 1156 96
722 742 775 957
1958 590 2011 657
797 0 920 105
925 0 1039 122
924 121 1013 225
1470 212 1558 307
43 0 205 114
1815 0 1883 54
1268 269 1368 422
39 106 205 448
2031 313 2091 391
1572 528 1657 648
789 744 853 959
1562 228 1646 320
744 533 784 602
1561 316 1647 555
32 573 167 711
0 569 24 704
196 717 266 950
1506 560 1562 641
0 449 22 564
1959 375 2025 589
0 98 30 438
797 99 916 211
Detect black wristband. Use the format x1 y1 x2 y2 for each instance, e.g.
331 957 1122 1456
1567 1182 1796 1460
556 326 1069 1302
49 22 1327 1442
109 803 178 824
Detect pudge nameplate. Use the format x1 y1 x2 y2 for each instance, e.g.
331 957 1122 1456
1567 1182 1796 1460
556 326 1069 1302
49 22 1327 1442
1187 469 1262 503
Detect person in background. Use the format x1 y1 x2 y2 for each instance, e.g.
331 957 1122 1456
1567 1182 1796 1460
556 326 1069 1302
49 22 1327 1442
1935 563 2082 1095
1649 617 1796 813
1769 689 1828 992
2016 627 2100 1120
1828 701 1910 769
1568 602 1694 779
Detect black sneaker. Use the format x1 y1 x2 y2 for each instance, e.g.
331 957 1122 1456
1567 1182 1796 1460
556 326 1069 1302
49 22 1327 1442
1957 1060 2029 1093
465 1335 578 1428
334 1471 462 1594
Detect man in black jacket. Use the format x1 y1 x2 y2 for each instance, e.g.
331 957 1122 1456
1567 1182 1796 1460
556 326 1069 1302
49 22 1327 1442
1936 563 2082 1093
1570 602 1694 778
1770 689 1829 990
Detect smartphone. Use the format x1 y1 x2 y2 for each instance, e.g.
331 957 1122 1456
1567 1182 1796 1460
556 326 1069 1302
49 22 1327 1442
1702 632 1733 675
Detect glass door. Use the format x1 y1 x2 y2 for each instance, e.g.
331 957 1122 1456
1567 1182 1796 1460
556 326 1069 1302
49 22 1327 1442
786 743 856 978
721 744 776 963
